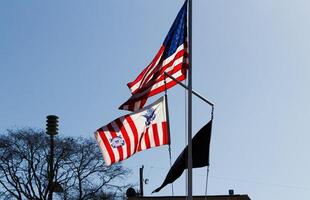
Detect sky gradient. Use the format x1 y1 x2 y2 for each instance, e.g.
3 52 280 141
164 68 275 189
1 0 310 199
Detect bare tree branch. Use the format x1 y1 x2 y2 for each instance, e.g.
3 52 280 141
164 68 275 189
0 128 131 200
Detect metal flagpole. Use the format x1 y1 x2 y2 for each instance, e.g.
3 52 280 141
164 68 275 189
187 0 193 199
164 72 214 200
164 75 175 196
164 72 214 107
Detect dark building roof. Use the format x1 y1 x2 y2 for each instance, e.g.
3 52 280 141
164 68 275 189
128 194 251 200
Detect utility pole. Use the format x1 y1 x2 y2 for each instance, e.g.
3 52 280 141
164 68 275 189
139 165 144 196
46 115 59 200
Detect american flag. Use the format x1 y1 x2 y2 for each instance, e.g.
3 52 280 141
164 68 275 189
95 96 169 166
119 1 188 111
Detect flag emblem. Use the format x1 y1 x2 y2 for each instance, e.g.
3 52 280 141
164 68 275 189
110 136 125 148
143 108 156 126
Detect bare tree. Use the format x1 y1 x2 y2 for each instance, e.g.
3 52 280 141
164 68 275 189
0 128 131 200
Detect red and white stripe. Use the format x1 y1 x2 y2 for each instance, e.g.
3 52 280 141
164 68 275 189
119 43 188 111
95 96 169 166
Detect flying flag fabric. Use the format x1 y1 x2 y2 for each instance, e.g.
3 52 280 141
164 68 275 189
95 96 169 166
153 120 213 193
119 0 188 111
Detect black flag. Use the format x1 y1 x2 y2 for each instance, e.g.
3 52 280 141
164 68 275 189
152 120 212 193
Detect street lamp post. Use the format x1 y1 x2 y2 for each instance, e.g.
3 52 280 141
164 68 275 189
46 115 59 200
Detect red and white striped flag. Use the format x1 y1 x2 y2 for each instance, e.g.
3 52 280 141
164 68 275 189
95 96 169 166
119 1 188 111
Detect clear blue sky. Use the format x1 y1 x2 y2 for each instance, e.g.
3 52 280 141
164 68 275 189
1 0 309 199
